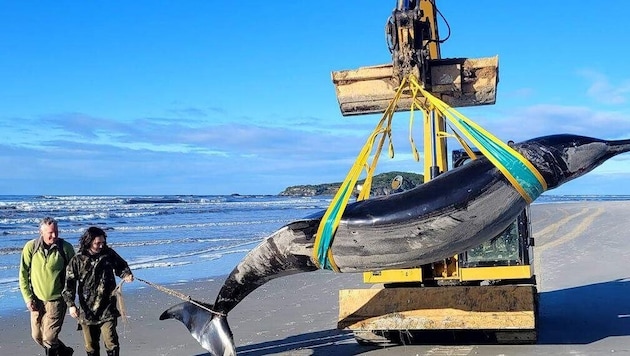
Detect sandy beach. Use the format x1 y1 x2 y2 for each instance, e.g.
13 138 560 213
2 201 630 356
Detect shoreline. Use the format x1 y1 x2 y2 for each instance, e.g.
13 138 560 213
0 271 368 355
3 201 630 355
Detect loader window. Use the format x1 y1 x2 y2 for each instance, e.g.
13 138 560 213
452 148 531 268
464 220 520 266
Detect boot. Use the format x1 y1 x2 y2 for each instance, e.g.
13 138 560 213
52 342 73 356
45 347 59 356
105 347 119 356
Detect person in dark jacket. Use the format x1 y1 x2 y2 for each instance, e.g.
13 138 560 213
63 226 134 356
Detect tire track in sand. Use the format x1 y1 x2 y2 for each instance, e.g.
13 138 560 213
533 206 604 290
535 206 604 253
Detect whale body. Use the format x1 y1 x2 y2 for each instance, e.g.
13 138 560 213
160 134 630 355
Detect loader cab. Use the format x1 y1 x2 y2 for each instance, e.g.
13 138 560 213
363 149 536 285
344 147 539 345
452 149 534 275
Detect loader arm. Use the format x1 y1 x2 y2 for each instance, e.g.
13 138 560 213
331 0 498 117
387 0 441 85
333 1 537 345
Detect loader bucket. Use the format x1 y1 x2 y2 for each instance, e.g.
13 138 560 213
331 56 499 116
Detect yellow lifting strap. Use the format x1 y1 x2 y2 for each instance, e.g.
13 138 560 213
312 77 414 271
313 74 547 271
408 75 547 203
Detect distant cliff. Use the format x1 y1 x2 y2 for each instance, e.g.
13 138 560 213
279 171 424 197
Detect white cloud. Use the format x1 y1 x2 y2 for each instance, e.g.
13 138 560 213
475 104 630 142
579 69 630 105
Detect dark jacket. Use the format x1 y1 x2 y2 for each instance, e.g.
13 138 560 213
62 247 132 325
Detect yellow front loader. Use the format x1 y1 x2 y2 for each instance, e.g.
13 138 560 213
332 0 538 344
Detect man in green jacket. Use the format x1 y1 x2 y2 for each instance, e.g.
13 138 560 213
19 217 76 356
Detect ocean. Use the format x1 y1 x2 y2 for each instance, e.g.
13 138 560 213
0 194 330 316
1 193 630 316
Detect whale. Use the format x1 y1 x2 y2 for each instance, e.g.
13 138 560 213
160 134 630 355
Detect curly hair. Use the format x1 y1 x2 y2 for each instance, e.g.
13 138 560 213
78 226 108 254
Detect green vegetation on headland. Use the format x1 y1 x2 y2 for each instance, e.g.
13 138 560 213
279 171 424 197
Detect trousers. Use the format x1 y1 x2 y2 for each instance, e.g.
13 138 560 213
30 299 67 349
81 319 119 353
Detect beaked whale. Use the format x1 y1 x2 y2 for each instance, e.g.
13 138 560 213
160 134 630 355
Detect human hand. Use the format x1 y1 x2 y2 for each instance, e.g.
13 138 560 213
124 274 134 283
69 306 79 319
26 300 38 312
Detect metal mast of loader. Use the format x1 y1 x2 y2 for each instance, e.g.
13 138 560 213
387 0 441 85
331 0 538 345
386 0 447 179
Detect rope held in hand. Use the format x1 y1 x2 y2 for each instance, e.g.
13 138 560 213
112 280 131 333
136 277 225 317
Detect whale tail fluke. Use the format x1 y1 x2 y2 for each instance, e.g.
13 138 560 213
160 301 236 356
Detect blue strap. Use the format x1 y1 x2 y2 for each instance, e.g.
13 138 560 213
315 183 353 270
460 120 545 201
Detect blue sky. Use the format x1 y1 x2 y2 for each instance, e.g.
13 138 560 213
2 1 630 196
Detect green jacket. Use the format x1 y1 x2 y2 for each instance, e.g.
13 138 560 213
19 238 76 303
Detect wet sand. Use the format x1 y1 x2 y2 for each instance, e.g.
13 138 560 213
2 201 630 355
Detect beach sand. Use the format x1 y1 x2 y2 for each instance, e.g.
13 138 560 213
2 201 630 355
